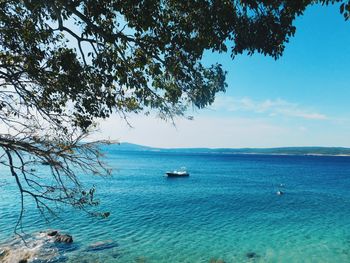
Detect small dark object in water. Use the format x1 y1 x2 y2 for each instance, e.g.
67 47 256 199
41 161 50 165
166 171 189 177
165 168 189 177
55 234 73 243
276 190 284 195
102 212 110 218
246 252 258 259
47 230 58 236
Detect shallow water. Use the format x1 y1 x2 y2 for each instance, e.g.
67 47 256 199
1 149 350 262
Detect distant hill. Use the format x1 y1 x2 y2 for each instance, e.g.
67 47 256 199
108 143 350 156
106 142 154 151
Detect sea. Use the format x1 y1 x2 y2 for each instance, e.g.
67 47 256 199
1 146 350 262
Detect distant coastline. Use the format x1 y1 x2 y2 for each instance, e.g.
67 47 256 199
109 143 350 157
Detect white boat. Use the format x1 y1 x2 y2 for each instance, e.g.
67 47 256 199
166 168 189 177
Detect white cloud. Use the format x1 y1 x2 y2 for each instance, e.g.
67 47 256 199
91 115 289 148
85 97 350 148
88 105 350 148
211 96 328 120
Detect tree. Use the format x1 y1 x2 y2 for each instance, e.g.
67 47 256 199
0 0 349 231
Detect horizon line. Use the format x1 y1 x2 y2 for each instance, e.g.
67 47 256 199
117 141 350 150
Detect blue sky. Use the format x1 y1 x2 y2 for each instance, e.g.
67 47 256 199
95 3 350 148
206 3 350 114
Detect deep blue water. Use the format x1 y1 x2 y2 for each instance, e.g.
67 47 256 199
1 149 350 262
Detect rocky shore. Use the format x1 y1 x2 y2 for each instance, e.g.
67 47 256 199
0 230 122 263
0 230 73 263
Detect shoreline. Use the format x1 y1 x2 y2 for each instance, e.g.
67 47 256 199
145 149 350 157
114 143 350 157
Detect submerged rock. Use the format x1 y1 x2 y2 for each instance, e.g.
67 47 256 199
69 252 120 263
55 234 73 243
111 251 122 259
246 252 259 259
209 258 225 263
135 256 147 263
85 240 118 252
0 231 75 263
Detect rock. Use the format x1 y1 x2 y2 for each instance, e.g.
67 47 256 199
17 253 30 263
112 252 121 259
0 248 9 260
209 258 225 263
55 234 73 243
246 252 258 259
85 240 117 252
135 256 147 263
47 230 58 237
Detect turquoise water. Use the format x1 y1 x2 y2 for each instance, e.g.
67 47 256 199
1 148 350 262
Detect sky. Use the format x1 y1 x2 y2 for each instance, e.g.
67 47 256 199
94 3 350 148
